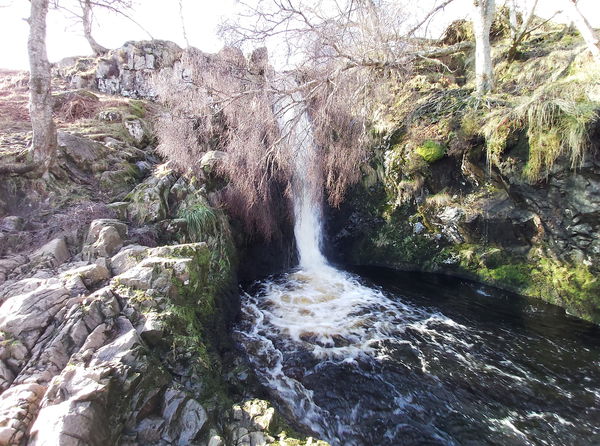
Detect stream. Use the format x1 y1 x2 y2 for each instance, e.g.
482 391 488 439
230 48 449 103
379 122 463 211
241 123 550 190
234 88 600 445
235 266 600 445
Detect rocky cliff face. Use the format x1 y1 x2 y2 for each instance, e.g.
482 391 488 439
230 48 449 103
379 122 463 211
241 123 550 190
326 25 600 323
327 140 600 323
0 49 326 445
55 40 184 100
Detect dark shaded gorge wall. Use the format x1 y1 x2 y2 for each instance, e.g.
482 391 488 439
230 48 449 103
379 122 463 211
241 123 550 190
325 128 600 323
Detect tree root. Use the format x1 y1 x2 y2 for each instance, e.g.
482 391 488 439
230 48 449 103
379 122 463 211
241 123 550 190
0 162 40 176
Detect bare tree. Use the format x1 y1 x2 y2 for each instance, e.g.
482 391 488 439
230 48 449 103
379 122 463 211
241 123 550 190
1 0 139 176
54 0 152 57
560 0 600 62
0 0 58 176
154 0 466 236
508 0 518 40
80 0 109 55
471 0 496 94
506 0 538 60
28 0 57 173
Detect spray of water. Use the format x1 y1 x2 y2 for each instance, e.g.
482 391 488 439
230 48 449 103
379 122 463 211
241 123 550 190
236 86 462 441
236 88 600 445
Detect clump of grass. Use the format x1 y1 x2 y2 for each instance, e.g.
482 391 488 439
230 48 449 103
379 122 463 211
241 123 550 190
179 203 218 242
483 88 598 181
178 201 235 279
424 191 454 208
128 99 146 118
440 19 473 45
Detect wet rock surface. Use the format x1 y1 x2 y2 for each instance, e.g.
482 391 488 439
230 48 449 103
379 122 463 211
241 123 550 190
327 144 600 322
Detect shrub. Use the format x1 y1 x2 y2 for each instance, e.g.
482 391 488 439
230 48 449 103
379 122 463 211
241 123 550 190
153 49 371 238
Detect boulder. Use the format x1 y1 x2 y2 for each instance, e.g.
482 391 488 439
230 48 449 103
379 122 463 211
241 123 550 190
138 312 164 346
0 282 70 349
112 264 153 291
95 227 123 258
0 383 46 446
28 367 113 446
124 119 150 146
62 263 111 287
97 109 122 122
0 360 15 393
0 217 24 233
0 255 28 286
83 226 123 261
161 388 207 446
58 132 106 170
107 202 129 220
0 277 46 304
86 219 128 243
200 150 227 173
110 244 148 275
99 169 138 200
83 220 127 261
31 238 70 267
126 169 176 225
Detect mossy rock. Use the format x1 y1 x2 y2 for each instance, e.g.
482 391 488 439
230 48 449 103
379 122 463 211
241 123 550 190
416 140 446 163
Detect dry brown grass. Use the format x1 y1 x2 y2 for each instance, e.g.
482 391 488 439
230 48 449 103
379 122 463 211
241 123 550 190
55 91 101 122
0 71 30 132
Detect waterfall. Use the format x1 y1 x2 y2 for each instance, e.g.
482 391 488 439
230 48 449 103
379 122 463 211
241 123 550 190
275 84 328 270
234 90 600 446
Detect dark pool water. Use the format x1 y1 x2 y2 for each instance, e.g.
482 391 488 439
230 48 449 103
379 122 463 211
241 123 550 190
235 266 600 446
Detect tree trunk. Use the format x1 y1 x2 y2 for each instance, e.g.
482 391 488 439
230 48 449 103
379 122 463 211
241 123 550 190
82 0 108 56
509 0 518 40
28 0 57 172
562 0 600 62
507 0 539 61
471 0 495 95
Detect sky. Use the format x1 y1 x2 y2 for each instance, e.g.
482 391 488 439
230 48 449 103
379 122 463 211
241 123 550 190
0 0 598 70
0 0 235 69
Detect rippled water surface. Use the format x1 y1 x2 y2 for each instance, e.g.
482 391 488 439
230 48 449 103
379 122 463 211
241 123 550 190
235 266 600 446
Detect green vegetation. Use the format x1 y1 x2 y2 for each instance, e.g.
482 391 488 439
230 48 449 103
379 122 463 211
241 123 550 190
416 140 446 163
428 244 600 322
128 99 147 118
482 78 599 181
180 203 219 242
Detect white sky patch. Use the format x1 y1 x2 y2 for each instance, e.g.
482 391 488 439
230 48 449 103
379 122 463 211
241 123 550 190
0 0 598 70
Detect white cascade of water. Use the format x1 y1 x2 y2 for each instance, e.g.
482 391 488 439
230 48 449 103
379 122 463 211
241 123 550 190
275 84 329 270
236 87 468 443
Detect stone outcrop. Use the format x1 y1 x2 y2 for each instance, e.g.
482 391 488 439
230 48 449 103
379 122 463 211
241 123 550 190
0 217 222 445
328 140 600 323
0 210 322 445
56 41 184 99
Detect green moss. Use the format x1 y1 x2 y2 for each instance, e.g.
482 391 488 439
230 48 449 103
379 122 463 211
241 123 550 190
416 140 446 163
128 99 147 118
480 263 532 289
530 258 600 322
429 244 600 323
265 407 330 445
165 239 235 404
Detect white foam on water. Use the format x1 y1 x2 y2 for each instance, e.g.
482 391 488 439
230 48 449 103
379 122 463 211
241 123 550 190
235 86 600 445
236 84 474 443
